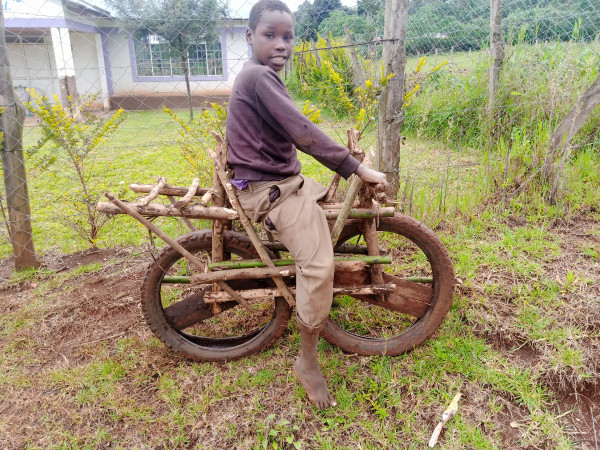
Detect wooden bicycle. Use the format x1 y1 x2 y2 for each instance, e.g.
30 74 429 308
96 131 455 361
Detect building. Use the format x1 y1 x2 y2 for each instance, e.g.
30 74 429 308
3 0 249 110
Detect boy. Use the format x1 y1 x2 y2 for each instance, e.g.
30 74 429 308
226 0 388 409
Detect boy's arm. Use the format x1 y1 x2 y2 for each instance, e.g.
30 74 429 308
255 71 360 179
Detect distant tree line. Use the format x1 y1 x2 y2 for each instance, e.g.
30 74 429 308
294 0 600 54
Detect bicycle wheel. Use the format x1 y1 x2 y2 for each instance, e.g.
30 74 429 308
140 230 292 361
321 213 455 356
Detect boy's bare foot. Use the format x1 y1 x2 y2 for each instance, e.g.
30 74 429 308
294 315 337 409
294 355 337 409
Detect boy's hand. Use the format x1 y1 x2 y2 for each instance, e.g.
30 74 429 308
354 164 389 188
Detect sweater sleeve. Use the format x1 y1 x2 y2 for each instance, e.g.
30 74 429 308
254 71 360 179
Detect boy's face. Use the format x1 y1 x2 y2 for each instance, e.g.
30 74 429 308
247 9 294 72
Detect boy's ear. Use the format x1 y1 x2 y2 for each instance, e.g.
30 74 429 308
246 28 253 45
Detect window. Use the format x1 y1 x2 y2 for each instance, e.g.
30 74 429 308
134 35 223 77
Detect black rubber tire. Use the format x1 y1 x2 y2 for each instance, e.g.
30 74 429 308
140 230 292 361
321 213 455 356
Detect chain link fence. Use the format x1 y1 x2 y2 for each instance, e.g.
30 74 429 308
1 0 599 264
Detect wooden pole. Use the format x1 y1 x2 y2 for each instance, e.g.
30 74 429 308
377 0 409 199
487 0 504 117
0 7 39 270
344 24 364 88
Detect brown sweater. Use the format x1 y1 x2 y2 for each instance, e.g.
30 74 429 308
226 60 360 181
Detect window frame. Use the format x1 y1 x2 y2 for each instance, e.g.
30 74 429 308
129 30 227 81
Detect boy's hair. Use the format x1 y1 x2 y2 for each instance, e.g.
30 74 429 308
248 0 293 31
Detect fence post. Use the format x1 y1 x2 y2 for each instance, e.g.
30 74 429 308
310 40 321 69
487 0 504 116
344 24 364 88
377 0 409 198
0 8 39 270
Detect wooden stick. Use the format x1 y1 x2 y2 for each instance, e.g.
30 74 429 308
209 134 297 307
137 177 166 206
320 201 359 210
129 183 210 197
200 190 213 206
324 173 342 203
163 274 433 285
211 138 229 314
173 178 200 209
358 150 384 287
191 258 386 284
324 129 365 202
208 255 390 271
264 241 369 254
96 202 238 220
168 195 196 231
428 393 462 447
97 201 393 221
331 175 364 247
192 265 296 284
105 192 252 313
203 284 397 303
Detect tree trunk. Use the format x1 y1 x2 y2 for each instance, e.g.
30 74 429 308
487 0 504 116
377 0 409 198
0 8 39 269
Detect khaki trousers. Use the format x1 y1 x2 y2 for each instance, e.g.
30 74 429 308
236 175 334 327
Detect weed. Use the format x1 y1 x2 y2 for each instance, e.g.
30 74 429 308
260 414 303 449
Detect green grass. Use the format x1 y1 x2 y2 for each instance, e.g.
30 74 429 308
1 203 597 447
1 42 599 448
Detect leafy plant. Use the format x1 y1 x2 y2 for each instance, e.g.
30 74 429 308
24 89 128 248
293 34 354 110
164 103 227 187
261 414 303 450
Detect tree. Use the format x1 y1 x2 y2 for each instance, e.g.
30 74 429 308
107 0 227 121
295 0 344 41
318 10 376 41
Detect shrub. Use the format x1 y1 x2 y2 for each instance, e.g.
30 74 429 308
24 90 128 248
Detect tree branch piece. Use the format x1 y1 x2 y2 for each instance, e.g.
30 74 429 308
428 392 462 447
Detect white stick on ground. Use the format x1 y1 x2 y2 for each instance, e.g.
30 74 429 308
428 392 462 447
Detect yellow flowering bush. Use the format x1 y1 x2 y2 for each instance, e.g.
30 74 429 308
164 103 227 187
403 56 448 108
24 89 128 248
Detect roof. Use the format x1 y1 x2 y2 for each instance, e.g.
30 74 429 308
62 0 113 19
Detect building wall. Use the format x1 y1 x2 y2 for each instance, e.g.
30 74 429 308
104 26 249 100
70 31 103 97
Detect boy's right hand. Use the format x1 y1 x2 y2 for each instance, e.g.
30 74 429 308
354 164 389 188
